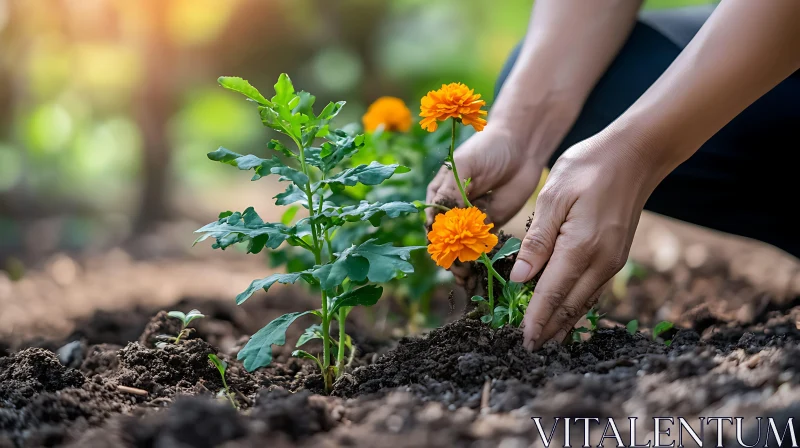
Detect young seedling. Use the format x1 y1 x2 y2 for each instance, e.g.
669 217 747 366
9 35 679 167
164 309 205 344
626 319 639 335
208 354 237 409
653 320 675 345
570 308 605 343
195 74 425 392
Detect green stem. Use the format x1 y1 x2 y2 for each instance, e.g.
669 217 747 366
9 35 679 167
448 119 472 208
423 203 451 213
336 308 346 373
292 135 331 392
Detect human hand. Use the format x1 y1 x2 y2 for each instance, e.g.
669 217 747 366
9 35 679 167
426 124 546 287
510 131 657 350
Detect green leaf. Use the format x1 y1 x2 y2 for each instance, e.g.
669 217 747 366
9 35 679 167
238 311 310 371
471 295 485 302
480 315 492 324
305 130 364 173
236 271 315 305
281 206 300 226
312 239 425 290
626 319 639 335
664 340 672 347
194 208 291 253
491 238 522 264
329 285 383 315
207 148 308 185
268 140 296 159
167 311 186 324
296 324 323 347
291 349 324 372
653 321 674 340
208 354 227 377
272 73 296 106
183 309 205 326
573 327 591 334
292 91 316 116
218 77 270 105
317 101 345 124
492 306 509 328
312 201 418 228
319 162 410 191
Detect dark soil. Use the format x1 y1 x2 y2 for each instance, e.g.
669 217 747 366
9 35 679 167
3 278 800 446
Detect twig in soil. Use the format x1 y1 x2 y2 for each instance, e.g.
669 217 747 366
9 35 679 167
480 378 491 410
117 385 149 397
235 390 253 407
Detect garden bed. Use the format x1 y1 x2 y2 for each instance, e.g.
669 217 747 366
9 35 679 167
2 279 800 447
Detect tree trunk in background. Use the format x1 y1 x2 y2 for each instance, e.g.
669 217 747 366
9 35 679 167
133 1 175 234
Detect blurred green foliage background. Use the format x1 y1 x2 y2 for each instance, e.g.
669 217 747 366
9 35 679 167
0 0 709 265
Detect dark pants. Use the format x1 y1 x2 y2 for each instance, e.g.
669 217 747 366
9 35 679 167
496 12 800 258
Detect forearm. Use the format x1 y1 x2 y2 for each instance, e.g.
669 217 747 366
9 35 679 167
493 0 643 160
613 0 800 187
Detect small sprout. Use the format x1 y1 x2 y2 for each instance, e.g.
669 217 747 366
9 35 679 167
471 295 486 302
652 321 674 342
571 326 590 343
166 309 205 344
585 307 604 331
626 319 639 335
208 354 237 409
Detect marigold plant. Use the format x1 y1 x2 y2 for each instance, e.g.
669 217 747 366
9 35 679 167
362 96 413 133
422 82 521 325
195 74 425 392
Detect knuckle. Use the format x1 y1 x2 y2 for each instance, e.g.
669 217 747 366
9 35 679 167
541 289 568 310
521 232 552 257
556 302 582 324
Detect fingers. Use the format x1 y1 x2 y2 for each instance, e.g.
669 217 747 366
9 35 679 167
532 276 606 349
521 237 590 350
509 189 568 283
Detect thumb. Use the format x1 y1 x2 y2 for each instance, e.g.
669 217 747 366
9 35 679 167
509 193 564 283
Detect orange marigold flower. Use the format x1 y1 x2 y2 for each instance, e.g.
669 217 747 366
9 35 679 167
362 97 413 133
427 207 498 269
419 83 487 133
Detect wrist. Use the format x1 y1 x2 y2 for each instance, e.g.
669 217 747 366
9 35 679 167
490 71 585 167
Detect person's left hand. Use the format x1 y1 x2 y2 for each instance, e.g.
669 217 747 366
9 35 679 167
509 129 660 350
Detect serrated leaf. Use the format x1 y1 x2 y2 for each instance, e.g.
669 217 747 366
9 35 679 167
319 162 409 191
317 101 345 123
195 208 291 253
491 238 522 264
329 285 383 315
305 130 363 173
312 201 418 228
627 319 639 335
296 324 323 347
207 148 308 185
652 321 674 340
238 311 310 371
292 91 316 116
312 239 425 290
208 354 227 376
267 140 296 159
218 77 270 105
236 271 315 305
272 73 296 106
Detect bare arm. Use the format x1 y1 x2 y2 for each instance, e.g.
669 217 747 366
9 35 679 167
494 0 644 162
614 0 800 187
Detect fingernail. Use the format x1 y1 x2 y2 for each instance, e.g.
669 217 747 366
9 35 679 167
509 260 532 282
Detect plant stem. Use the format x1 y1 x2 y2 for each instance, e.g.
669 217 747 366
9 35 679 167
336 308 346 373
481 254 507 286
293 135 332 392
448 119 472 208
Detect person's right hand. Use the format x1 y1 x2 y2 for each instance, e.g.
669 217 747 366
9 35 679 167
425 124 545 228
426 124 546 287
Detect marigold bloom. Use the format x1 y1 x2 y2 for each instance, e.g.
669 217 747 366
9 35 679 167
427 207 498 269
362 97 413 133
419 83 487 133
